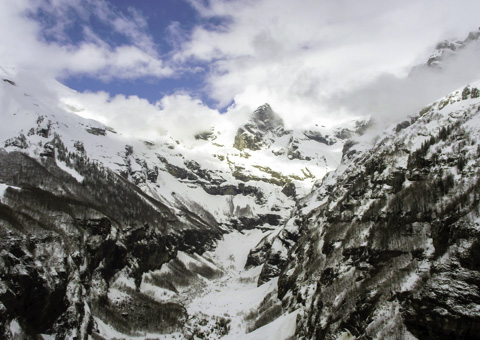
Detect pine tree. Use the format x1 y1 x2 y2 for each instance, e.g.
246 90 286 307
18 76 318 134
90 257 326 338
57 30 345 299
457 155 466 172
471 87 480 99
462 86 471 100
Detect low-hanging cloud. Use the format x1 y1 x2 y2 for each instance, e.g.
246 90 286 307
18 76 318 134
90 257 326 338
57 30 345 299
329 40 480 130
3 0 480 141
60 89 251 144
178 0 480 130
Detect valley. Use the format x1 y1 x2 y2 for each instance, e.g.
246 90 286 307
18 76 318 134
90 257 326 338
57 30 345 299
1 29 480 340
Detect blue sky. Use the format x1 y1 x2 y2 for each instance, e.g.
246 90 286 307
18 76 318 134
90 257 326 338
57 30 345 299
28 0 225 107
1 0 480 139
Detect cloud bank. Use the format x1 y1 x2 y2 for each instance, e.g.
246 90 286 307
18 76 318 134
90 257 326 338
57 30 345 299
330 41 480 129
179 0 480 129
61 91 244 143
2 0 480 140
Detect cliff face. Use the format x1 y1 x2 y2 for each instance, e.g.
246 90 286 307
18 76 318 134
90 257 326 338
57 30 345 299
272 84 480 339
233 104 284 151
0 148 222 338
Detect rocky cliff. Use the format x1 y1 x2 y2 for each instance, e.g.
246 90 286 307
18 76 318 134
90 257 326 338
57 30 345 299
0 144 223 338
269 83 480 339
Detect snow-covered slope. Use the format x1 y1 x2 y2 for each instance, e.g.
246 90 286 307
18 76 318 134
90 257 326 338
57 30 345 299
267 82 480 339
0 70 358 231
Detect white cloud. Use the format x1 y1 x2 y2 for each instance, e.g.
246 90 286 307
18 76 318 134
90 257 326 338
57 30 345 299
0 0 171 80
60 89 247 144
330 40 480 128
178 0 480 128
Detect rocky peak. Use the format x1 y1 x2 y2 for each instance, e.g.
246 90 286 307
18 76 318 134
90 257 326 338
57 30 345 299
465 29 480 42
251 103 284 132
234 104 287 151
422 29 480 68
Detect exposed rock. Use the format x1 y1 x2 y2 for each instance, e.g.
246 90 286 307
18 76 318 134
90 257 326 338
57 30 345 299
281 181 296 198
40 142 55 157
233 128 263 151
2 79 16 86
354 119 371 136
233 104 286 151
254 217 303 285
85 127 106 136
157 155 197 181
251 104 284 131
73 140 85 153
202 183 264 203
194 130 215 141
303 130 336 145
36 116 51 138
395 120 411 132
231 214 282 230
4 134 28 149
341 140 357 161
334 128 354 140
184 160 225 184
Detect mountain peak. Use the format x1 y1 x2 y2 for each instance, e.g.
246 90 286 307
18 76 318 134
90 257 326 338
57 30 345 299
465 29 480 42
251 103 284 131
253 103 272 114
426 29 480 67
233 104 286 151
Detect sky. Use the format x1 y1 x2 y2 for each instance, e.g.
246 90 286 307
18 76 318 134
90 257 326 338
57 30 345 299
1 0 480 141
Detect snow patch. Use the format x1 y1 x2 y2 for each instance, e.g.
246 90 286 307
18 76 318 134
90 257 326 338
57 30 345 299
107 287 131 304
227 310 298 340
111 271 136 290
0 183 20 200
9 319 21 336
140 281 177 302
56 160 84 182
94 317 183 340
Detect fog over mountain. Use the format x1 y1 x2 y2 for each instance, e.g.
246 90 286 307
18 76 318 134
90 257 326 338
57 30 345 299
331 31 480 128
2 1 480 139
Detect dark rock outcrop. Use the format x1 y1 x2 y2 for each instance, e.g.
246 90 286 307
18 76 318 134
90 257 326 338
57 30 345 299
303 131 336 145
4 134 28 149
85 127 106 136
233 104 287 151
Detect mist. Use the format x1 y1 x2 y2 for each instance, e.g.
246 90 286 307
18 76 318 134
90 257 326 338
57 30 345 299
60 36 480 146
60 89 252 145
329 37 480 131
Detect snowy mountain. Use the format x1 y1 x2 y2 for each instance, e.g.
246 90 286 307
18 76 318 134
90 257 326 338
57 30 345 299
261 82 480 339
411 29 480 73
0 69 357 339
0 68 356 230
2 31 480 339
